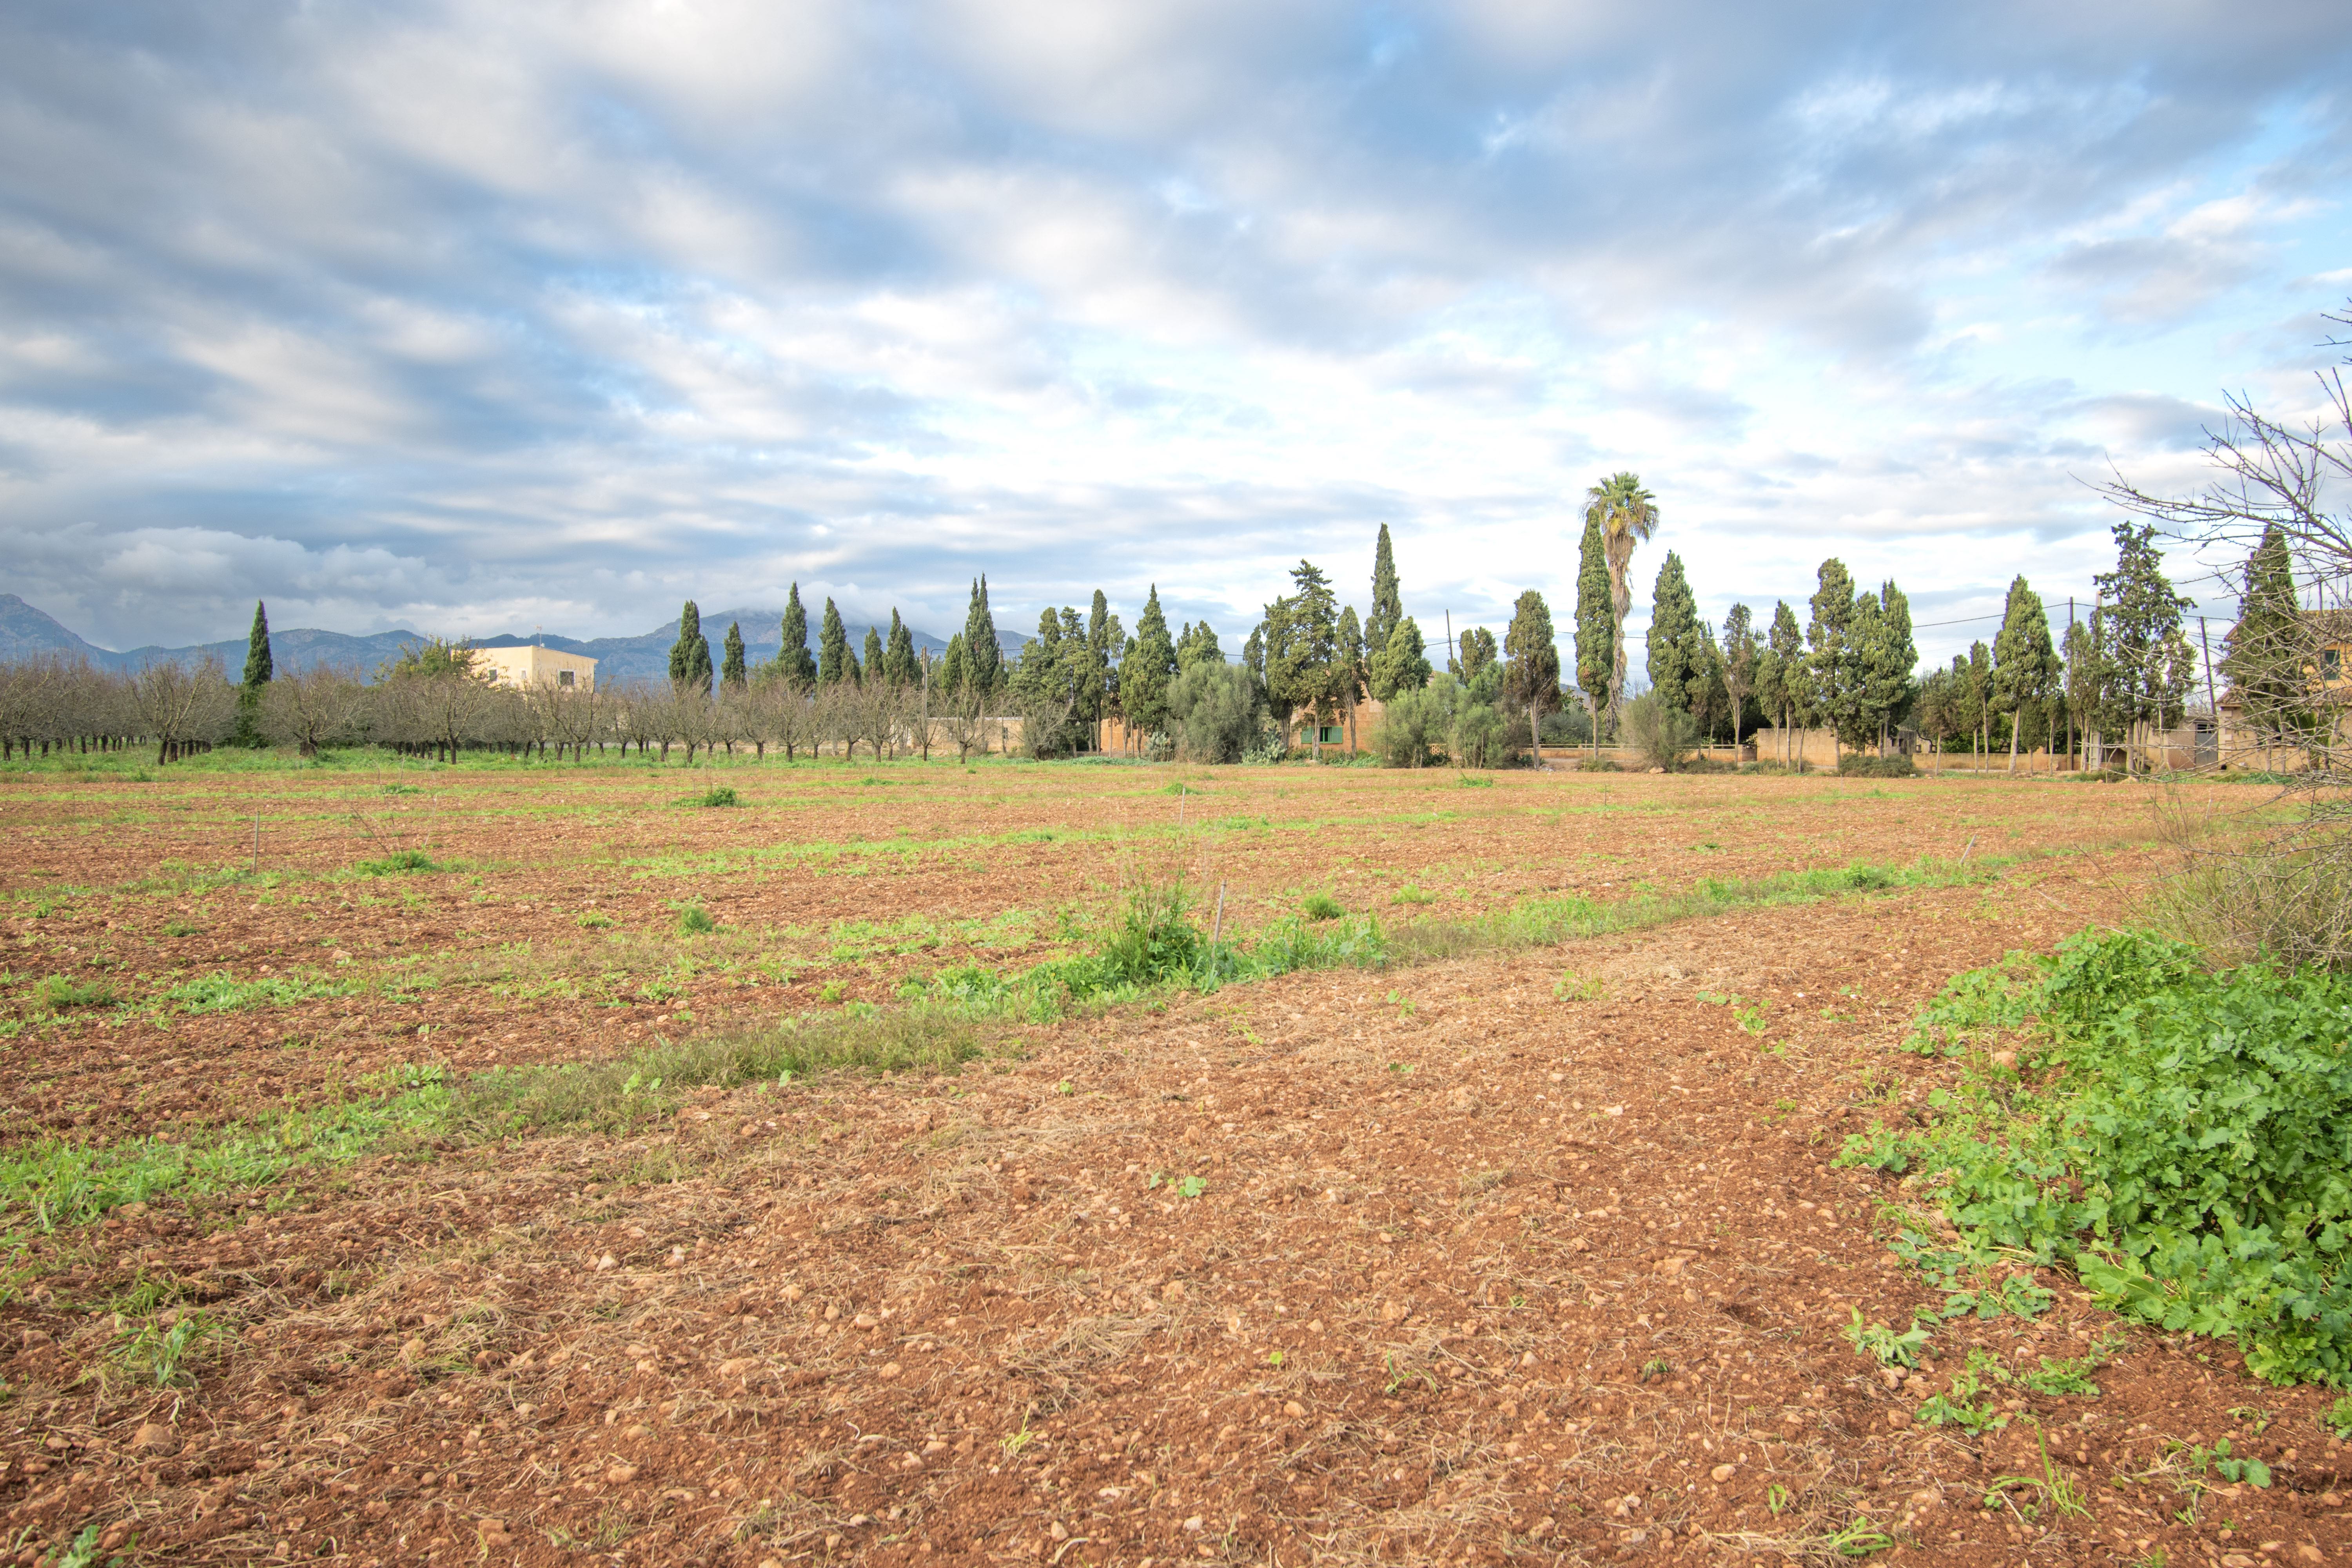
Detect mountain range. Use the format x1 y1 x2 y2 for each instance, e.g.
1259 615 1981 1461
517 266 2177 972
0 595 1010 686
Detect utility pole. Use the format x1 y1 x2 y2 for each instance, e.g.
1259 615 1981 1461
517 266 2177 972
2198 616 2219 766
2066 596 2075 772
1444 610 1456 676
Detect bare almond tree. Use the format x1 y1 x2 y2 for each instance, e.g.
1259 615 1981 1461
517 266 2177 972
261 663 372 756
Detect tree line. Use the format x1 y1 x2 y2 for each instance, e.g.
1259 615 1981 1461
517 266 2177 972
0 477 2223 772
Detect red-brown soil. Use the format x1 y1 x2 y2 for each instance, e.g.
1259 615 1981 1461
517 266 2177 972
2 759 2343 1566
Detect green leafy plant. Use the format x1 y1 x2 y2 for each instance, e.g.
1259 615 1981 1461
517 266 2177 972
684 786 739 808
1848 929 2352 1385
1178 1175 1206 1199
576 910 615 930
162 919 201 937
356 848 437 875
1765 1483 1791 1517
1842 1309 1932 1367
1301 891 1345 921
32 975 116 1011
2324 1393 2352 1439
1390 884 1435 905
676 904 718 935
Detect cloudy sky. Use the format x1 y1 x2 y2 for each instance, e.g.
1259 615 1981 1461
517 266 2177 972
2 1 2348 667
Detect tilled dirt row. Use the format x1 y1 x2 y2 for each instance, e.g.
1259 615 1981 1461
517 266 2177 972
5 861 2348 1566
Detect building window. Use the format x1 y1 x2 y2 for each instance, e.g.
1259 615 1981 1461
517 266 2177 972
559 669 575 689
1318 725 1343 745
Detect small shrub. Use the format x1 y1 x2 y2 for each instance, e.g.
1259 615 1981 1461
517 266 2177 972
356 849 436 875
1391 884 1435 905
1572 755 1619 772
676 904 719 935
1847 929 2352 1385
1839 753 1918 779
1301 892 1345 921
575 911 615 930
1621 692 1699 771
683 786 739 808
33 975 116 1011
1095 875 1204 984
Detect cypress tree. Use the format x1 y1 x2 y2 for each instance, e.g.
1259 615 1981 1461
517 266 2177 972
2092 521 2195 772
2221 524 2306 744
1720 604 1758 751
861 626 884 686
1369 617 1431 698
1267 561 1339 749
242 600 274 689
1367 524 1403 665
962 578 1002 698
721 622 747 691
669 601 702 683
1082 591 1122 739
1759 600 1805 762
1455 627 1497 680
1866 580 1918 752
1503 590 1562 758
1645 551 1700 710
779 585 817 688
235 599 272 746
1336 604 1365 749
818 598 851 685
884 611 919 687
1573 513 1614 733
1805 560 1859 758
1990 577 2055 770
1125 586 1178 740
940 634 969 697
1177 620 1223 671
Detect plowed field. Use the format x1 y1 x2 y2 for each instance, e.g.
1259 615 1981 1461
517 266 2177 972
2 753 2345 1566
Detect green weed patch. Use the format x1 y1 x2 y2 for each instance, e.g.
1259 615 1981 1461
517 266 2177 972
163 970 362 1013
1842 929 2352 1385
0 1092 449 1238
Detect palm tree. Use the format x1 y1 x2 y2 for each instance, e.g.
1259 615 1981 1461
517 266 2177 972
1584 472 1659 722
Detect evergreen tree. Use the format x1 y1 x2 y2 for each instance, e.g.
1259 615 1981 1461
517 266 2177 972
1242 623 1267 708
1453 627 1497 680
884 611 919 688
721 621 748 691
1178 621 1223 671
1336 604 1367 750
1573 512 1615 736
1804 560 1860 758
862 626 885 687
779 584 817 688
1965 641 1994 762
1125 586 1179 740
1267 560 1341 752
1082 591 1122 743
1764 599 1806 764
2221 524 2309 745
1503 590 1561 759
818 598 852 686
242 600 274 689
1838 585 1884 753
962 578 1002 698
2091 521 2195 772
1860 579 1918 752
1989 576 2058 771
1720 604 1758 751
1369 617 1431 699
669 600 708 688
1645 551 1701 711
1367 524 1404 665
940 633 969 697
235 599 272 746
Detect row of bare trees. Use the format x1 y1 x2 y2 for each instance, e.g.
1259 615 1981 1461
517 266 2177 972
0 654 1016 765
